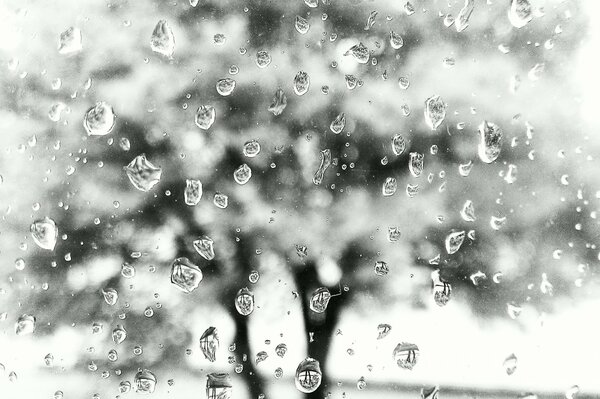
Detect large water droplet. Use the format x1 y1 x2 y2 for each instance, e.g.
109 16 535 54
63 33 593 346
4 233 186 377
124 154 162 192
83 102 115 136
243 140 261 157
195 105 216 130
409 152 424 177
445 230 465 254
309 287 331 313
382 177 398 197
134 369 157 393
199 327 219 362
30 217 58 250
455 0 475 32
184 179 202 206
424 95 446 130
460 200 476 222
216 78 236 96
313 149 331 185
15 314 36 335
295 358 322 393
170 257 203 293
256 50 272 68
293 71 310 96
477 121 502 163
268 89 287 115
330 112 346 134
508 0 533 29
374 261 389 276
58 27 82 55
233 164 252 185
393 342 419 370
344 42 369 64
150 20 175 58
235 287 255 316
193 236 215 261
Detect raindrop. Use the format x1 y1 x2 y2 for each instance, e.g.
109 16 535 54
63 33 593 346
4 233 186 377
528 63 545 81
44 353 54 367
195 105 216 130
344 42 369 64
357 377 367 390
404 1 415 15
170 257 203 293
313 149 332 185
393 342 419 370
460 200 476 222
458 160 473 177
406 184 419 198
30 217 58 251
304 0 318 7
124 154 162 192
330 112 346 134
295 358 322 393
256 50 272 68
470 271 487 286
409 152 424 177
478 121 502 163
193 236 215 261
216 78 236 96
382 177 398 197
108 349 118 362
504 164 517 184
213 33 226 45
255 351 268 365
374 261 389 276
455 0 475 32
565 385 580 399
150 20 175 57
243 140 261 157
184 179 202 206
274 367 284 378
445 230 465 254
134 369 157 393
112 325 127 344
235 287 255 316
390 31 404 49
293 71 310 96
268 89 287 115
506 302 522 319
432 270 451 306
364 11 377 30
83 102 116 136
504 353 518 375
309 287 331 313
391 134 406 155
15 314 36 335
275 343 288 357
119 137 131 151
490 216 507 230
213 192 228 209
422 386 439 399
206 373 232 399
58 27 82 55
199 327 219 362
233 164 252 185
387 227 401 242
121 262 135 278
508 0 533 29
377 323 391 339
424 95 446 130
398 76 410 90
345 75 358 90
295 16 310 34
48 102 68 122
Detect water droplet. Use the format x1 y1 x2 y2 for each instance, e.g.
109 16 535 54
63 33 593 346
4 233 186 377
274 367 284 378
432 270 452 306
216 78 236 96
345 75 358 90
44 353 54 367
364 10 377 30
255 351 268 365
459 200 476 222
102 287 118 306
478 121 502 163
30 217 58 250
213 192 228 209
490 215 507 230
15 258 25 271
377 323 392 339
121 262 135 279
232 164 251 185
112 325 127 344
249 270 260 284
455 0 475 32
295 358 322 393
213 33 226 45
193 236 215 261
374 261 389 276
387 227 401 242
119 137 131 151
134 369 157 393
313 149 331 185
15 314 36 335
170 257 203 293
470 271 487 286
58 27 82 55
295 16 310 34
504 164 518 184
255 50 272 68
409 152 424 177
344 42 369 64
540 273 553 295
390 31 404 49
503 353 518 375
271 343 287 359
119 381 132 394
357 376 367 390
508 0 533 29
124 154 162 192
235 287 255 316
458 160 473 177
393 342 419 370
195 105 216 130
108 349 118 362
268 89 287 115
48 102 68 122
506 302 522 319
528 63 545 81
243 140 261 157
424 95 446 130
445 230 465 254
83 102 116 136
382 177 398 197
309 287 331 313
421 385 439 399
398 76 410 90
565 385 580 399
444 13 455 27
54 391 64 399
391 134 406 155
199 327 219 362
330 112 346 134
184 179 202 206
293 71 310 96
404 1 415 15
150 20 175 58
206 373 232 399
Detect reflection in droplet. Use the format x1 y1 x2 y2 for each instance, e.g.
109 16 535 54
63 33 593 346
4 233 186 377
235 287 255 316
255 351 268 365
432 270 452 306
478 121 502 163
295 358 322 393
421 385 439 399
374 261 389 276
150 20 175 57
206 373 232 399
275 343 288 358
199 327 219 362
102 288 118 306
170 257 203 293
330 112 346 134
309 287 331 313
507 302 522 319
377 323 392 339
344 42 369 64
233 164 252 185
195 105 216 130
30 217 58 251
112 325 127 344
364 11 377 30
382 177 398 197
134 369 157 393
392 134 406 156
213 193 229 209
295 16 310 34
293 71 310 96
83 102 116 136
393 342 419 370
490 215 507 230
409 152 424 177
216 78 236 96
424 95 446 130
256 50 272 68
124 154 162 192
243 140 261 157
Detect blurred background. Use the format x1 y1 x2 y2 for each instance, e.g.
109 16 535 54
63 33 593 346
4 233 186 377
0 0 599 398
